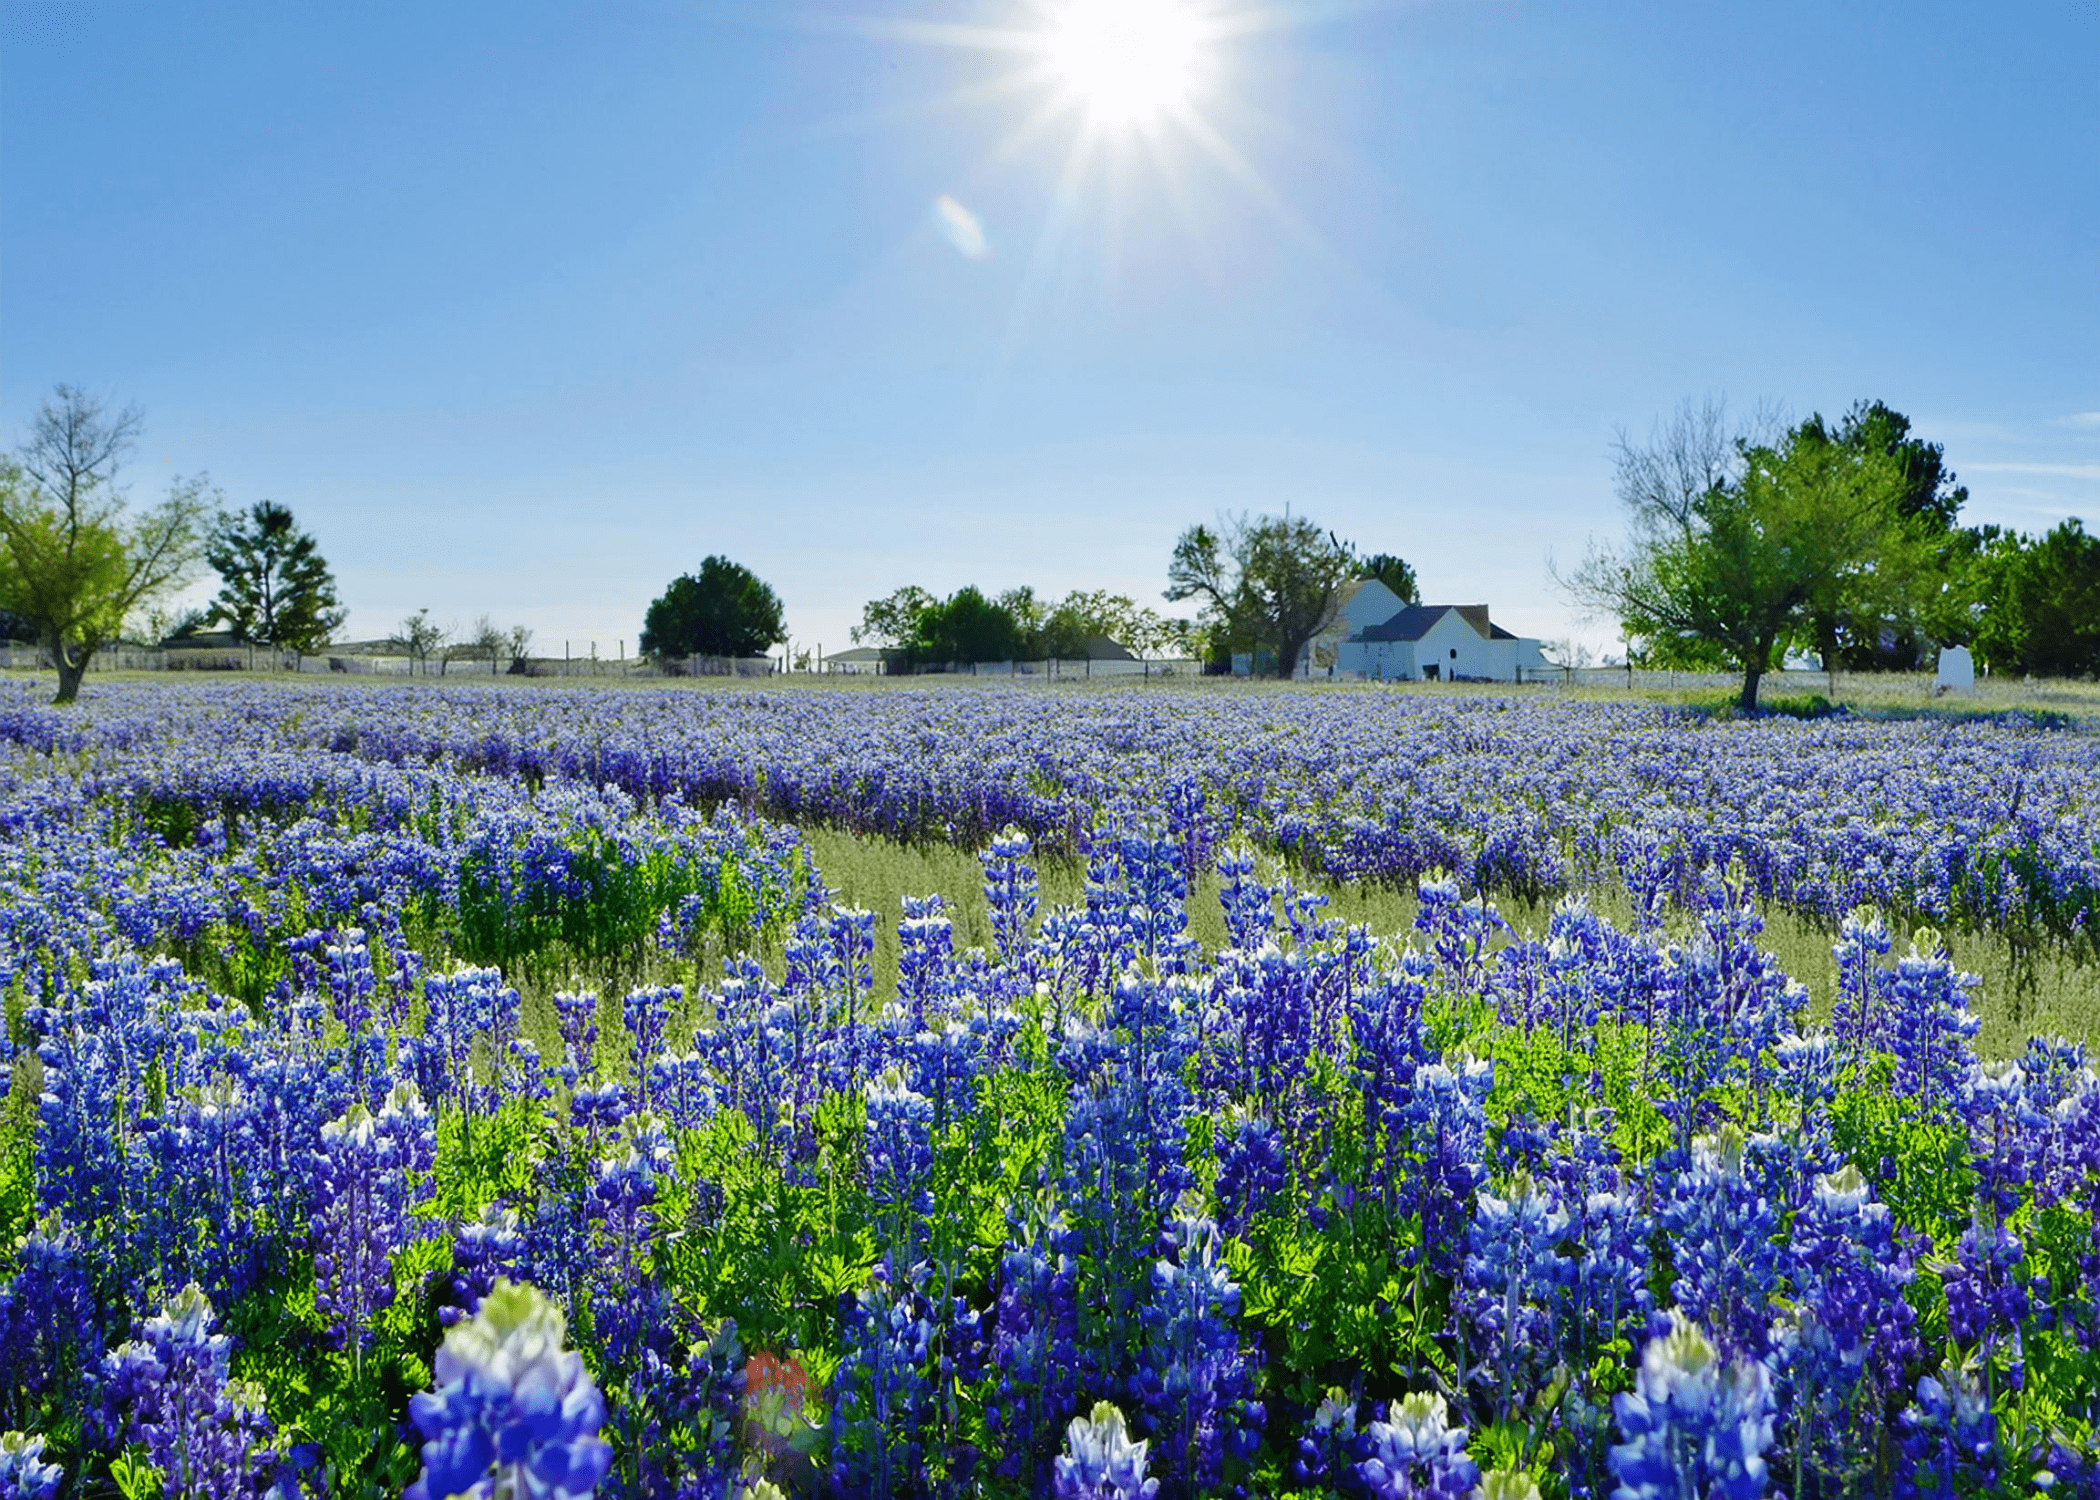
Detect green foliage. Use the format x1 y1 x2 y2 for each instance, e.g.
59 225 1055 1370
640 555 786 660
203 500 346 652
0 385 213 702
1230 1192 1448 1409
1830 1080 1977 1246
1167 511 1360 678
909 585 1023 665
1971 518 2100 679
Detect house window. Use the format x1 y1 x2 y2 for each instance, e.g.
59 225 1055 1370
1449 648 1458 659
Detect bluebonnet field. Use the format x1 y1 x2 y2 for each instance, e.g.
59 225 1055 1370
0 678 2097 1498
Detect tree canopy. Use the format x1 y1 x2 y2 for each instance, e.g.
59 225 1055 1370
1166 512 1358 678
1969 520 2100 679
1796 401 1969 670
1359 552 1421 606
852 585 937 649
911 586 1022 664
204 500 346 653
854 584 1184 665
639 557 785 661
0 385 211 702
1565 399 1912 709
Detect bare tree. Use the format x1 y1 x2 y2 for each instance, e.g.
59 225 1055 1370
0 386 211 702
397 608 447 675
506 623 534 674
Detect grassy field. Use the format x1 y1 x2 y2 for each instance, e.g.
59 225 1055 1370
802 825 2100 1059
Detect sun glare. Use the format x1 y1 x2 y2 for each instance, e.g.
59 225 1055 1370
1044 0 1209 128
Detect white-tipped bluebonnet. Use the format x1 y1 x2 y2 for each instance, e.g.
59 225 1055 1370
1894 1370 1998 1499
404 1279 612 1500
0 1432 61 1500
1888 933 1980 1116
828 1274 933 1499
1609 1313 1775 1500
1292 1386 1362 1487
1055 1400 1161 1500
1776 1164 1918 1474
1357 1391 1482 1499
99 1284 283 1499
1132 1215 1262 1491
981 828 1041 966
311 1080 435 1352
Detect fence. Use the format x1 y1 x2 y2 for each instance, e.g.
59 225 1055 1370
0 643 779 679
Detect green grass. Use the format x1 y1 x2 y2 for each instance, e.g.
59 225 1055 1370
800 826 2100 1059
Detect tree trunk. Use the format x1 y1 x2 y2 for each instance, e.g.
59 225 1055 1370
1739 635 1777 713
50 634 89 705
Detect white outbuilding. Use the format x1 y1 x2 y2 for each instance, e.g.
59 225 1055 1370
1339 604 1549 683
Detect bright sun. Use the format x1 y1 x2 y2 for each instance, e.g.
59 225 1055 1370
1044 0 1210 129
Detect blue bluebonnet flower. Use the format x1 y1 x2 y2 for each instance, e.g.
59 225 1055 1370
1830 907 1894 1060
1778 1165 1918 1427
1213 1111 1289 1237
1214 845 1273 953
404 1279 612 1500
1894 1371 1998 1499
312 1080 436 1352
1357 1391 1482 1500
100 1284 283 1499
0 1432 61 1500
987 1219 1084 1486
554 989 601 1084
829 1274 934 1499
1658 1126 1784 1358
1347 952 1435 1193
981 828 1041 966
1292 1387 1362 1488
865 1071 936 1257
1459 1175 1569 1410
1055 1401 1161 1500
620 985 681 1104
1887 932 1981 1116
443 1205 525 1326
1409 1053 1493 1277
1414 872 1509 989
896 894 955 1027
0 1213 100 1428
1609 1313 1775 1500
1132 1216 1262 1492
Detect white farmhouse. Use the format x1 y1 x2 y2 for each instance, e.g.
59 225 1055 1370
1339 604 1549 682
1291 578 1412 678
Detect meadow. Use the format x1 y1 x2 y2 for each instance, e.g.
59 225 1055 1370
1 676 2096 1498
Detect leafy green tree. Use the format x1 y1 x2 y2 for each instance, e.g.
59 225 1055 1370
1566 399 1906 710
1035 588 1177 658
911 586 1023 663
204 500 346 653
1166 512 1358 679
640 557 786 661
852 585 936 649
1359 552 1421 606
1970 520 2100 678
1796 402 1969 670
0 385 211 703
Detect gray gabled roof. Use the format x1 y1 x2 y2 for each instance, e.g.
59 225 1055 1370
1357 605 1492 643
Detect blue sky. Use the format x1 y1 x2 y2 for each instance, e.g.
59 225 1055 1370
3 0 2094 661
